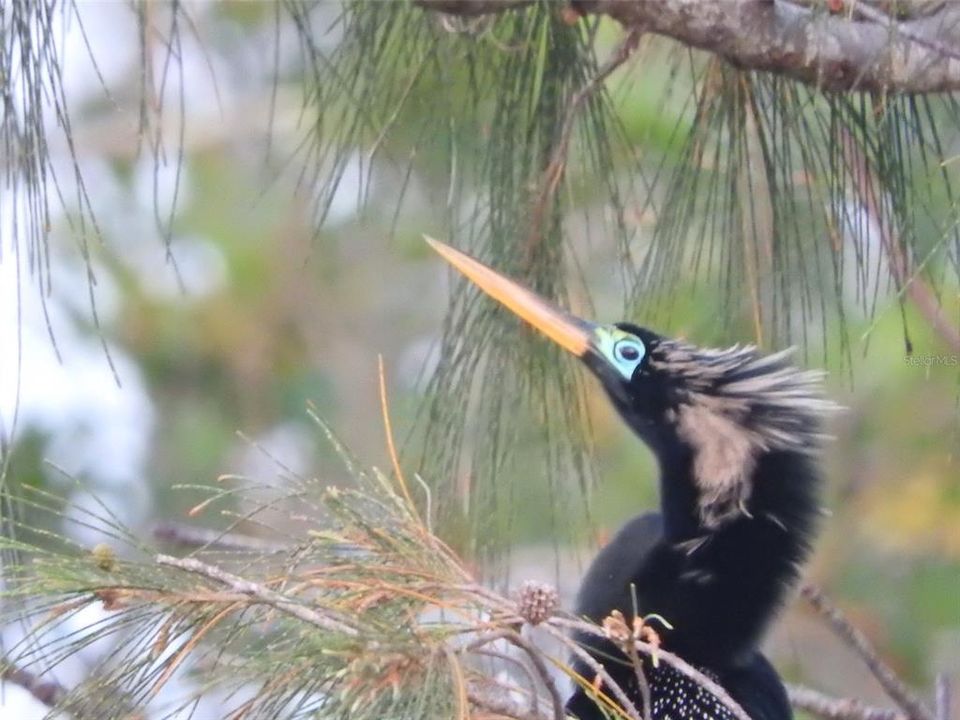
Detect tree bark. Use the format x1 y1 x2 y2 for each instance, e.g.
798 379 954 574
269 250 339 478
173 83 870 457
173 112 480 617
418 0 960 93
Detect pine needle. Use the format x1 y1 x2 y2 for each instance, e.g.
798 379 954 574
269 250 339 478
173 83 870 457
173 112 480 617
378 355 423 527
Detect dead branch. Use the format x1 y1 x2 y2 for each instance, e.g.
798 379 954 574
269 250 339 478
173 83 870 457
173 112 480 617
788 683 909 720
800 584 936 720
418 0 960 93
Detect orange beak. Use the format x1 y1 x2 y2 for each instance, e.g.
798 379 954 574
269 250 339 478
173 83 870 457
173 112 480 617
425 236 595 357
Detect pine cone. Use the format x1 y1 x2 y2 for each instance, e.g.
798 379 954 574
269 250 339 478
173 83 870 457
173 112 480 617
516 580 558 626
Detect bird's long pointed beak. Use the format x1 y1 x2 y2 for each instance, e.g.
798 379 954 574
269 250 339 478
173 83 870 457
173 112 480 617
425 236 596 357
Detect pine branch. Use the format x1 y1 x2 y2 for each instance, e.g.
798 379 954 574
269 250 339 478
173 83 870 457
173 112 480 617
418 0 960 92
155 554 360 636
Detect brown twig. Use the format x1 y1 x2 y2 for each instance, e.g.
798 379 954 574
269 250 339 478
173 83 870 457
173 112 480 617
800 584 935 720
0 661 67 709
466 630 566 720
501 631 564 720
445 645 471 720
788 683 908 720
152 521 291 553
526 24 642 266
471 648 542 710
623 635 653 720
545 624 644 720
600 610 654 720
155 554 359 636
468 682 550 720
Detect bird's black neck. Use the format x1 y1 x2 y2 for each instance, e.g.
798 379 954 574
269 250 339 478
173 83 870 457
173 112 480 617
643 445 820 667
655 441 707 542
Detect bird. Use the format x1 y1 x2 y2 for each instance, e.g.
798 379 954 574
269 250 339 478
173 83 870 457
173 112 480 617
426 237 834 720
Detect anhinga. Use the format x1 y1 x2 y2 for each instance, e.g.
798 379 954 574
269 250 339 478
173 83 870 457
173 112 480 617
427 238 834 720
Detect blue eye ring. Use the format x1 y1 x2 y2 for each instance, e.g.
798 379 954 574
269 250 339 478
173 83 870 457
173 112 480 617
596 327 646 380
607 337 645 380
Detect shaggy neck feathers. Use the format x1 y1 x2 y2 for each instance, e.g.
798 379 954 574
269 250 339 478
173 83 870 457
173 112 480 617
650 341 834 530
616 340 834 664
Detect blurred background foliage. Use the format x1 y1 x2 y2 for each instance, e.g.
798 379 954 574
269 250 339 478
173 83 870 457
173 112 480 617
0 1 958 717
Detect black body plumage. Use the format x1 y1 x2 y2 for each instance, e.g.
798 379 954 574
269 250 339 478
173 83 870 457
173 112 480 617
567 652 790 720
567 326 831 720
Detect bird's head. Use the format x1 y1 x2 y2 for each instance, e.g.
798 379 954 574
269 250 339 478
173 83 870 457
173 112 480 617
428 238 834 529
